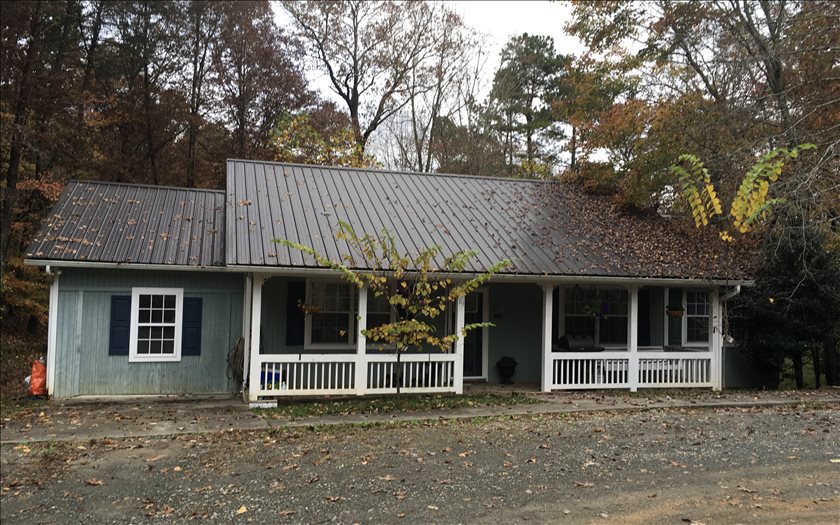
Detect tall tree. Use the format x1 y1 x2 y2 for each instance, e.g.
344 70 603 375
183 0 221 187
488 33 568 177
215 1 311 159
281 0 441 157
1 1 45 275
385 6 477 173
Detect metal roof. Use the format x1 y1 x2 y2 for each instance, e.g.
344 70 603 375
225 160 749 280
26 180 225 266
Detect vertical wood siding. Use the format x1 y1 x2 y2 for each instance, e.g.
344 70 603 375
53 269 243 397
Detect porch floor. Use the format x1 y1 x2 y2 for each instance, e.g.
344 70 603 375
463 382 540 395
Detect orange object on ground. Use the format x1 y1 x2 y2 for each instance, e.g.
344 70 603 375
29 360 47 396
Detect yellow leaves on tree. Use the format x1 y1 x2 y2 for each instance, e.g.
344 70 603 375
275 221 509 355
671 154 722 228
672 144 815 241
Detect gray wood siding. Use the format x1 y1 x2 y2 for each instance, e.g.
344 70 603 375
53 269 243 397
487 283 542 383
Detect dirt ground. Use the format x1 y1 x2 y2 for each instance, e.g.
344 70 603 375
1 404 838 524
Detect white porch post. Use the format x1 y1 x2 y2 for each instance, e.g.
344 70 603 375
541 284 555 392
240 274 253 397
355 285 368 395
627 285 640 392
454 294 465 394
46 269 60 396
711 288 723 391
247 274 265 405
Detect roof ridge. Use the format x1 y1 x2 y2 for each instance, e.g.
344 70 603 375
226 159 558 185
66 179 225 194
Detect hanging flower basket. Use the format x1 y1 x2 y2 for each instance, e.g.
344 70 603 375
297 301 322 315
666 306 684 318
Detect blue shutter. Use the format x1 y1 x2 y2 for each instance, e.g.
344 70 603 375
109 295 132 356
182 297 203 356
286 281 305 346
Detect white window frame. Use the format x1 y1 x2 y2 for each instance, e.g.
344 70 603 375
304 278 357 350
683 289 711 346
561 286 628 348
129 287 183 363
364 290 398 350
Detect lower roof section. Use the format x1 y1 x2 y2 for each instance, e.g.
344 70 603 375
25 180 226 267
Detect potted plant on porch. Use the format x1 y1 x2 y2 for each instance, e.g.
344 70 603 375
666 305 685 318
496 356 518 384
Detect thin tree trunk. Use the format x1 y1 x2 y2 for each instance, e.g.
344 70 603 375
35 0 75 180
811 346 821 389
570 126 577 171
792 353 804 389
824 337 839 386
1 2 43 276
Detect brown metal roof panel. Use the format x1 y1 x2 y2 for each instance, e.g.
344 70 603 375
26 181 225 266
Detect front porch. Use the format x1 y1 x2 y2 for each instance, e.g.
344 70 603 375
241 275 723 404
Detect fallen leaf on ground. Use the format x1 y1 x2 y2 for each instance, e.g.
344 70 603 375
279 510 296 517
575 481 594 488
236 505 247 514
85 479 104 486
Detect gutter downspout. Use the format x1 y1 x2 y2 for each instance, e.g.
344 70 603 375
721 285 741 302
717 285 741 390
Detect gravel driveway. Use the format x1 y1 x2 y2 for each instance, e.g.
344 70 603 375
2 405 838 524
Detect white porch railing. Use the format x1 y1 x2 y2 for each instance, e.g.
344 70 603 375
366 353 456 394
550 351 713 390
254 353 457 397
255 354 357 397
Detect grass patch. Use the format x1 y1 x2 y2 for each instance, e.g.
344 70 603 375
257 392 538 418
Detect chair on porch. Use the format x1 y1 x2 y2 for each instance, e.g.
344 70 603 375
554 335 606 353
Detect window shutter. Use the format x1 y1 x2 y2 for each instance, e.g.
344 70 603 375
182 297 203 356
286 281 305 346
109 295 132 356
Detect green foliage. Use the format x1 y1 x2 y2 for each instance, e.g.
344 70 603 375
729 144 816 235
488 33 569 174
670 154 722 228
277 222 509 354
671 144 815 240
270 113 377 168
735 226 840 388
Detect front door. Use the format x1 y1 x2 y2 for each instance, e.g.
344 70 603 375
463 291 484 378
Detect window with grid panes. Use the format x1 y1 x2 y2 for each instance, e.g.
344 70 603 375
129 288 183 362
685 291 710 343
307 281 355 346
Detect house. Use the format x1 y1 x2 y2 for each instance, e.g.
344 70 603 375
25 160 752 405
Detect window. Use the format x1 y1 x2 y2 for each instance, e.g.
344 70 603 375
129 288 183 362
563 288 628 345
685 291 710 343
598 289 628 344
306 281 356 347
367 292 394 330
564 287 597 339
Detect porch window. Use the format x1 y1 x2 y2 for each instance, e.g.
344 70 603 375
598 289 628 344
564 288 597 340
367 292 394 329
306 281 356 347
563 288 628 345
129 287 183 362
685 291 710 343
